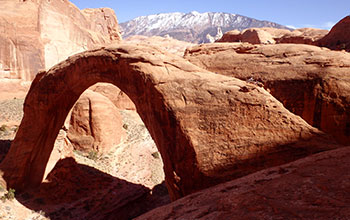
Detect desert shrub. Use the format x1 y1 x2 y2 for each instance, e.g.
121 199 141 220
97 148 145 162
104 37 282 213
1 188 15 202
151 152 160 159
122 123 129 130
87 150 99 161
0 125 7 132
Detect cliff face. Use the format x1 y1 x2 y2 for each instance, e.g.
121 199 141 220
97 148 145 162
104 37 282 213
0 0 121 81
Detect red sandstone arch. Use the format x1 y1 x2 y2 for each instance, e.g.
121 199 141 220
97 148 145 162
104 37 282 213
0 44 337 201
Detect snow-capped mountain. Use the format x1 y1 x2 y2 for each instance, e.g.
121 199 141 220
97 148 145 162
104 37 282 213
120 11 290 43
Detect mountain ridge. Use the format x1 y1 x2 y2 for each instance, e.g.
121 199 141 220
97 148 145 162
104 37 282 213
120 11 291 43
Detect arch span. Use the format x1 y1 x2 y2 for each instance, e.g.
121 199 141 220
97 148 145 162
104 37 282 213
0 44 336 200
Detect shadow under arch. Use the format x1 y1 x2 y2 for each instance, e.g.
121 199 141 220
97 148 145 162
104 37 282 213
0 43 338 202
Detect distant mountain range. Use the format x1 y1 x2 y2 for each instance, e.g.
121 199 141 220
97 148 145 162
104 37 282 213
120 11 291 43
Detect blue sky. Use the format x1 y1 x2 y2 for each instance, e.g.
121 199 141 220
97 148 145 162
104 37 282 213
70 0 349 29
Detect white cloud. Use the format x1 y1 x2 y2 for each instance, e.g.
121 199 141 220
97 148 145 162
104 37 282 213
286 25 298 29
323 21 336 29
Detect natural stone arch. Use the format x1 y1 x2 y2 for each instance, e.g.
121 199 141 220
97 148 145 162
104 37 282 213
0 44 336 201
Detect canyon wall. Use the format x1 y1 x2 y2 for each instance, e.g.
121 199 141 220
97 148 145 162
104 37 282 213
0 0 121 81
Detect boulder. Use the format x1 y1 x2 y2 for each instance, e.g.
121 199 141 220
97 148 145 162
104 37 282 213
0 0 121 81
67 89 125 154
318 16 350 51
185 43 350 145
136 146 350 220
0 44 338 201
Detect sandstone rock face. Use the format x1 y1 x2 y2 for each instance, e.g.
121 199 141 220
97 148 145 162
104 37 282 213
0 0 121 81
185 43 350 145
90 83 136 110
217 27 328 45
136 146 350 220
0 44 337 201
67 89 125 154
318 16 350 51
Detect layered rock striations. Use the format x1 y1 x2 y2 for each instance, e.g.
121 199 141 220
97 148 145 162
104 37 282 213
185 43 350 145
0 0 121 81
0 44 338 201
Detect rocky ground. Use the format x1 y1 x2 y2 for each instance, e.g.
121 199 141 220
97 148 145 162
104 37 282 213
0 91 169 220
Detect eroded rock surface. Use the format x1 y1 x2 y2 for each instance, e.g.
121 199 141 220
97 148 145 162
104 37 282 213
0 0 121 81
137 146 350 220
0 44 338 201
185 43 350 145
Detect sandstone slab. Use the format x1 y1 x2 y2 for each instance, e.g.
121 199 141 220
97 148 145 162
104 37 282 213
185 43 350 145
137 146 350 220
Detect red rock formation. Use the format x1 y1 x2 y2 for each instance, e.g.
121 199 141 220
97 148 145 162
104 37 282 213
90 83 136 110
67 89 125 154
185 43 350 145
318 16 350 51
217 28 290 44
0 44 337 201
277 28 328 45
136 146 350 220
0 0 121 81
217 27 328 46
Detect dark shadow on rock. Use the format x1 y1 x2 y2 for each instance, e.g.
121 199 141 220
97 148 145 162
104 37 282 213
15 157 170 220
0 139 11 163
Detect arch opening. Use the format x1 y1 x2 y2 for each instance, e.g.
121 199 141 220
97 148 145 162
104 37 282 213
62 82 166 190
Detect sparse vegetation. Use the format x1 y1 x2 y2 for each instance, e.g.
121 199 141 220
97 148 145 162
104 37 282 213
1 188 15 202
0 124 7 132
87 150 99 161
122 123 129 130
152 152 160 159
